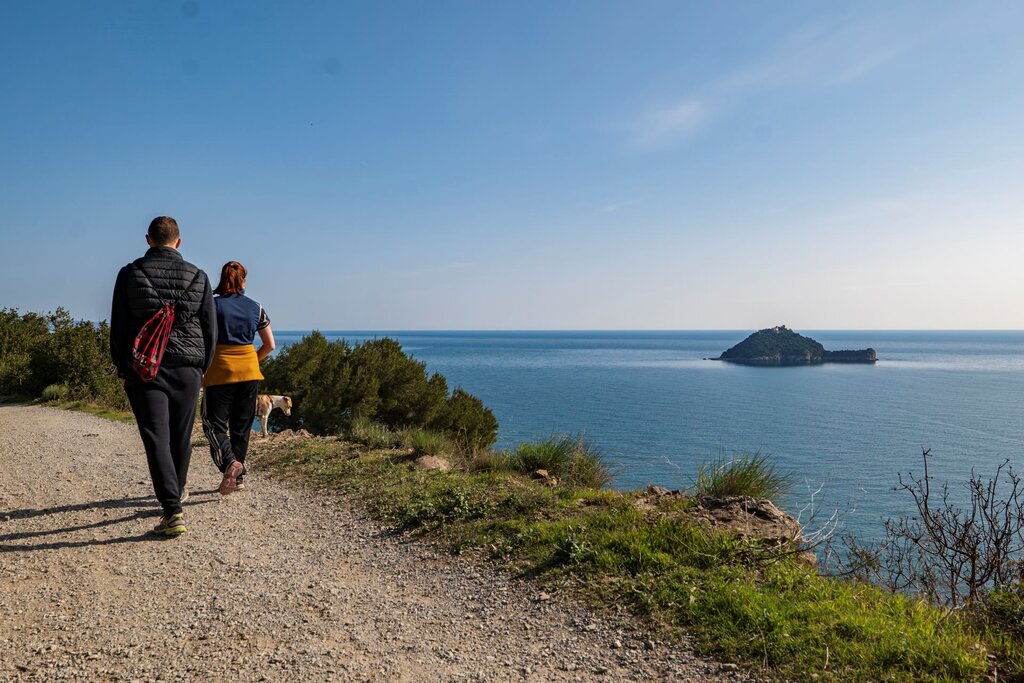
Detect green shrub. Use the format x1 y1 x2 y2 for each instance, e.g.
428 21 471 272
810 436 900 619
260 332 351 434
565 439 613 489
510 436 611 489
511 438 575 474
349 338 450 427
0 307 127 410
430 388 499 453
981 585 1024 639
40 383 71 402
399 427 452 456
261 333 498 450
692 452 791 502
396 482 485 528
0 308 50 396
348 416 397 449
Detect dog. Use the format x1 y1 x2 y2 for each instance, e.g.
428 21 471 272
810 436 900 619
255 394 292 438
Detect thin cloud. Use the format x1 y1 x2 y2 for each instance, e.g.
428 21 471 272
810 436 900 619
627 16 909 150
630 98 709 150
829 46 905 85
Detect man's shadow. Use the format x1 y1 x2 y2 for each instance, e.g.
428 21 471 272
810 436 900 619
0 490 219 552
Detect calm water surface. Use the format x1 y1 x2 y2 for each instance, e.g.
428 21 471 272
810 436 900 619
274 330 1024 542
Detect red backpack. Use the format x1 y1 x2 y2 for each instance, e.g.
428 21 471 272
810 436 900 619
131 268 203 382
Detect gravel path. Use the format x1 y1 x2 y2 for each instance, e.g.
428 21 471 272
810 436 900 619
0 404 749 682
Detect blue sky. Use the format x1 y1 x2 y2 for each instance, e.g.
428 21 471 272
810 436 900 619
1 1 1022 329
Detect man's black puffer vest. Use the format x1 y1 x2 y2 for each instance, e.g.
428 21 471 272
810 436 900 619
121 246 210 368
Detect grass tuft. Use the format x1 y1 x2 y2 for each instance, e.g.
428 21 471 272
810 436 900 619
398 427 452 456
464 449 514 474
40 383 71 402
692 451 792 502
347 417 397 449
508 436 612 489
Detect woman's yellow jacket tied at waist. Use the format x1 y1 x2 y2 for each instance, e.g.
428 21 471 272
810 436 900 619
203 344 264 387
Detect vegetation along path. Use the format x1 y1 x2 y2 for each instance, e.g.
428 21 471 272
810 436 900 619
0 404 746 682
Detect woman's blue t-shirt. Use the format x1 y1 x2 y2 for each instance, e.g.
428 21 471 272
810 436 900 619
213 293 269 345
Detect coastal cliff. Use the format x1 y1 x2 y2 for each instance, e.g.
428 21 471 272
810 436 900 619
716 325 876 365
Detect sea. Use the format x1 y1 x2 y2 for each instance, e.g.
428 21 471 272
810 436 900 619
274 330 1024 543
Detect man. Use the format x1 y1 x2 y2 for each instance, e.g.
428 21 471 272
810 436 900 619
110 216 216 536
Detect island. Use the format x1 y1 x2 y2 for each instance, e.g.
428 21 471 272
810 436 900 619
711 326 877 365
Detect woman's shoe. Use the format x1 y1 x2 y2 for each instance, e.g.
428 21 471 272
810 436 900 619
219 461 244 495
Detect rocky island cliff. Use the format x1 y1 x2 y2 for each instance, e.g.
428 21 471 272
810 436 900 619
714 325 877 365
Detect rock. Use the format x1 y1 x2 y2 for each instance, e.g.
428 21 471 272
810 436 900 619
414 456 451 472
530 469 558 487
694 495 802 546
796 550 818 568
646 485 671 496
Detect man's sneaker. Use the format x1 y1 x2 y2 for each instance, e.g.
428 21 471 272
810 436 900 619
152 513 186 537
219 460 244 495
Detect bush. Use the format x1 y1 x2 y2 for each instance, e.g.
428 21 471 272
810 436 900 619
31 311 126 409
40 383 71 402
509 436 611 489
565 439 613 489
0 307 127 410
692 451 791 502
348 417 397 449
261 332 352 434
262 333 498 450
841 450 1024 611
430 388 499 453
982 584 1024 639
0 308 50 396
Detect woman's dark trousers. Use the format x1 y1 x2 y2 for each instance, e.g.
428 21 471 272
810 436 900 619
124 366 202 518
201 380 259 475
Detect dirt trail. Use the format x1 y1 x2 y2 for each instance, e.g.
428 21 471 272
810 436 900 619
0 404 744 682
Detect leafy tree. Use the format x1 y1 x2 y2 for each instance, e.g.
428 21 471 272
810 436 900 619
0 308 49 395
0 307 126 409
431 388 498 452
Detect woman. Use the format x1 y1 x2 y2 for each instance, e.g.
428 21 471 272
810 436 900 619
201 261 275 495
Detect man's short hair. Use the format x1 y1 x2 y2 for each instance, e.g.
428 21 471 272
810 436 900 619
148 216 180 245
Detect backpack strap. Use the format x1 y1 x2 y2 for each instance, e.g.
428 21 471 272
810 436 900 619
134 265 204 323
133 264 160 300
173 269 205 305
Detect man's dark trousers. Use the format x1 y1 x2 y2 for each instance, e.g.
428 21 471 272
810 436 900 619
125 366 203 517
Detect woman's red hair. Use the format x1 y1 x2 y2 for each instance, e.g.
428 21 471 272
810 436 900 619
214 261 247 296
